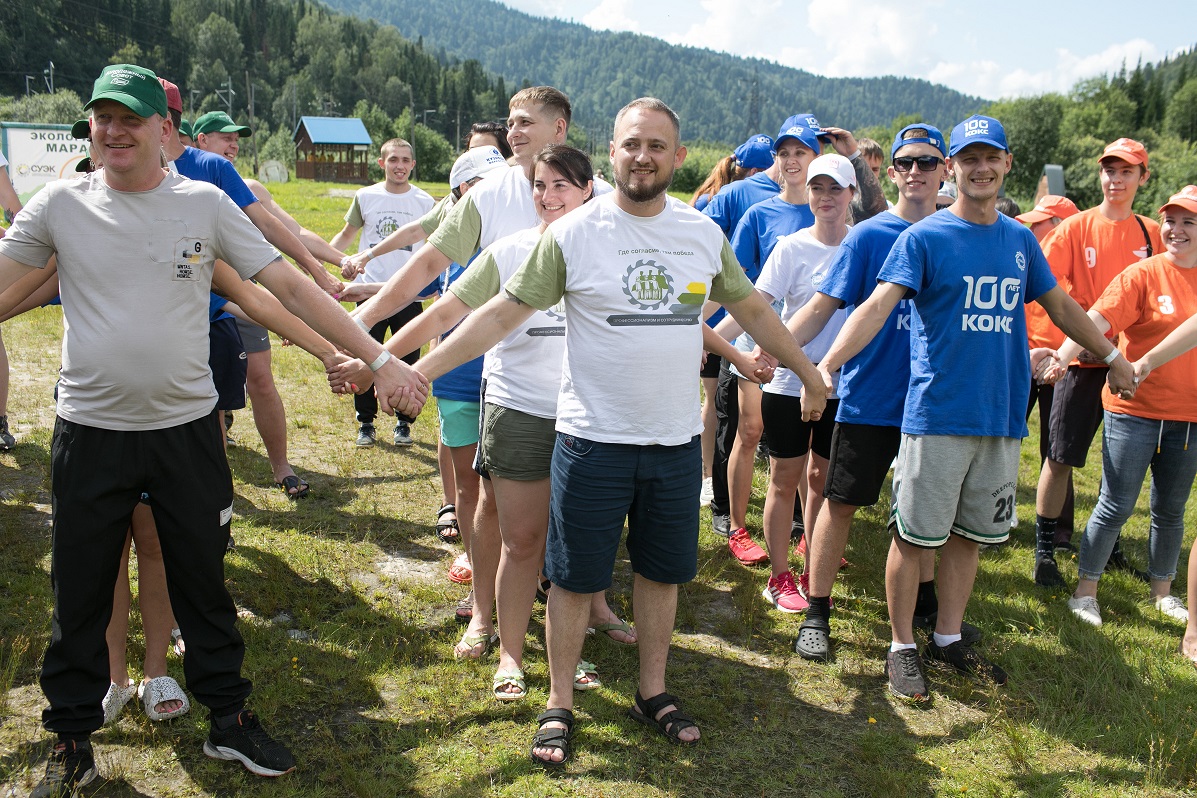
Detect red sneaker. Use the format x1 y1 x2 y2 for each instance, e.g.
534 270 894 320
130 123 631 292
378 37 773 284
728 527 769 566
762 570 808 613
798 572 835 608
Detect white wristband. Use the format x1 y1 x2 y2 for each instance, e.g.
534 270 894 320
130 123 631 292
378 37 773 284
1102 348 1121 365
847 149 862 161
355 317 371 334
365 248 374 261
368 350 392 372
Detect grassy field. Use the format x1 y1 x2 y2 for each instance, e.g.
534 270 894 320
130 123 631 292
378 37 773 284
1 179 1196 797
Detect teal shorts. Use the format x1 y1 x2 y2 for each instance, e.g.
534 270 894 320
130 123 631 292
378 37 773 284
437 399 481 448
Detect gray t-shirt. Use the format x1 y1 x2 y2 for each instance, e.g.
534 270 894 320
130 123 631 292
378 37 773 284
0 171 279 430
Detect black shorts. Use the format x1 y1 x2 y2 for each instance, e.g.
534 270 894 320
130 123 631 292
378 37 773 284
700 352 722 379
1047 365 1107 467
209 317 247 411
822 422 902 507
760 392 838 459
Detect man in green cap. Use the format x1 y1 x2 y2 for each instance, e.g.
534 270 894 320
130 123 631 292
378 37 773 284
0 64 430 797
178 117 194 147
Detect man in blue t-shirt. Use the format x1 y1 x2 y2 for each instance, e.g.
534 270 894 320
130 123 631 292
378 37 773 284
786 124 966 664
815 115 1136 701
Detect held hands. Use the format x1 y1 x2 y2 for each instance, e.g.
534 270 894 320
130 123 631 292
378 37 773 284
336 282 374 303
1105 352 1137 400
729 346 776 385
1031 348 1064 385
315 270 345 297
342 251 370 277
326 356 372 395
1131 356 1153 387
371 358 430 417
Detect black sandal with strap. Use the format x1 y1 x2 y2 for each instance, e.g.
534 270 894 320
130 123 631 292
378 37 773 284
530 707 574 768
435 503 460 542
628 690 699 745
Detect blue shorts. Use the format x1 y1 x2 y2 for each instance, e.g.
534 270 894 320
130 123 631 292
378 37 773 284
209 317 247 411
437 399 481 448
544 433 701 593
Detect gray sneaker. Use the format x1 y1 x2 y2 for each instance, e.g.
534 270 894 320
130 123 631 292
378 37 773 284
32 739 97 798
356 423 376 447
0 415 14 450
393 421 414 446
885 648 930 702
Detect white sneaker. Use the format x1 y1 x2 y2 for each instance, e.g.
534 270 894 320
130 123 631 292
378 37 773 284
699 476 714 506
1068 594 1103 626
1154 595 1189 622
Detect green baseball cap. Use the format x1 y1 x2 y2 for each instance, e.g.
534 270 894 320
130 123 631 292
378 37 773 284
75 156 94 173
179 118 195 139
83 64 167 119
71 119 91 140
194 111 251 137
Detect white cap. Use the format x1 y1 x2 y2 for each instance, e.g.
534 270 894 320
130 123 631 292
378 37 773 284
805 153 856 188
450 145 508 189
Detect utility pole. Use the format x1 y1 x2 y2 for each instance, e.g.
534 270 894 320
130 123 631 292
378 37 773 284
24 76 36 97
216 80 236 114
189 89 201 119
245 71 258 173
408 84 416 181
43 62 55 94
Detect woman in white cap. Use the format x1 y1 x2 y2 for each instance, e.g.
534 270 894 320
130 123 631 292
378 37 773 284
1045 186 1197 631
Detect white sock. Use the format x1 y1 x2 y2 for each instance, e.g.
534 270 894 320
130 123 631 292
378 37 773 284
889 641 917 653
933 632 962 648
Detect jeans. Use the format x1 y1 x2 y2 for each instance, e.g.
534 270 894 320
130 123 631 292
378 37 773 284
1078 411 1197 581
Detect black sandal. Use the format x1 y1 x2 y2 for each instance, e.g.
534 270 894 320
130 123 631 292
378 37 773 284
435 504 460 542
275 474 309 499
530 707 574 768
628 690 699 745
794 618 832 662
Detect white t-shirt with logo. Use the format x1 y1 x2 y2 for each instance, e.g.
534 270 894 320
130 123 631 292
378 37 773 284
755 227 849 397
506 194 755 446
449 227 566 419
345 183 434 283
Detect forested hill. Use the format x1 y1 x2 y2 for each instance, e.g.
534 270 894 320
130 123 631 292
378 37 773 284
321 0 986 143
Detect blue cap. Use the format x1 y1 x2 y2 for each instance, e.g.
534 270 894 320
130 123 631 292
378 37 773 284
775 115 821 155
781 113 834 143
948 114 1010 157
734 134 775 170
891 123 947 159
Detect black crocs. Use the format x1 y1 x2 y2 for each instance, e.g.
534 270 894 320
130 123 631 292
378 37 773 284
794 618 832 662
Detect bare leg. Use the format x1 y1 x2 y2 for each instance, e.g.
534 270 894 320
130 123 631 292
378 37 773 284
451 445 489 649
0 327 9 417
438 440 456 508
799 454 830 577
244 348 297 486
106 532 134 686
808 500 857 597
633 575 699 742
763 455 803 577
469 479 501 635
1183 538 1197 661
887 536 925 645
492 475 551 679
533 584 592 764
727 379 763 531
587 592 636 644
130 504 183 715
700 375 717 479
1036 458 1072 519
931 535 979 638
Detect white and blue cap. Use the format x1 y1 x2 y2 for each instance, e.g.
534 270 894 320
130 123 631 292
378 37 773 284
775 114 822 155
890 123 947 159
734 134 775 170
449 145 508 189
948 114 1010 157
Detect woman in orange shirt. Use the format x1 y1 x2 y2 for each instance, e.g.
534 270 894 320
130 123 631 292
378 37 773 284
1050 186 1197 628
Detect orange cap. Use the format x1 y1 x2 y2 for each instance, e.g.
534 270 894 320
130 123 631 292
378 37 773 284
1098 138 1148 168
1016 194 1080 225
1159 185 1197 215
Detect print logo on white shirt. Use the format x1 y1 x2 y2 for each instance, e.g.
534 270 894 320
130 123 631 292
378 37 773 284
623 259 674 310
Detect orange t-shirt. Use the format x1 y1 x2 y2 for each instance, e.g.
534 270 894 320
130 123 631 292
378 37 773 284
1092 254 1197 422
1040 207 1163 362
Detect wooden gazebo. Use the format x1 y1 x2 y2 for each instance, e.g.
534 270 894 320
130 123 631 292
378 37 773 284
292 116 372 183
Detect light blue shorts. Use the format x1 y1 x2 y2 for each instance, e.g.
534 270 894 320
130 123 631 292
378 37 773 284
437 399 481 448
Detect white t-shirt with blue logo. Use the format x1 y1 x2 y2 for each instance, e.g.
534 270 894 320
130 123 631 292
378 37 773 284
819 210 914 427
878 211 1056 439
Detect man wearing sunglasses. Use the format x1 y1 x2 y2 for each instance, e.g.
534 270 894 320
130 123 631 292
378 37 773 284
785 124 974 674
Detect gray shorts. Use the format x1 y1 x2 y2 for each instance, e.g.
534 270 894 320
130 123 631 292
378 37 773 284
890 434 1020 548
234 317 271 354
478 403 555 481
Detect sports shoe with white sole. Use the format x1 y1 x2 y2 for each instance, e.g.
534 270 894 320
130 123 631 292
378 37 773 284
699 476 714 506
31 739 97 798
204 710 295 776
1068 594 1102 626
1154 595 1188 622
761 570 808 613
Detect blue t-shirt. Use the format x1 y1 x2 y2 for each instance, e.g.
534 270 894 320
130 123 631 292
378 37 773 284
820 211 913 427
878 211 1056 438
208 292 233 322
431 259 485 402
693 194 711 213
730 197 815 282
173 147 258 209
702 171 780 238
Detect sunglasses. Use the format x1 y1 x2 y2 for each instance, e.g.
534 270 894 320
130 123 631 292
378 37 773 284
893 155 944 173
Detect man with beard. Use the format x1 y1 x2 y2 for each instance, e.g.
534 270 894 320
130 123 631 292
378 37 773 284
407 97 827 766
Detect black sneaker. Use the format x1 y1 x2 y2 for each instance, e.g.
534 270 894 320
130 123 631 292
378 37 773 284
1033 554 1067 587
0 415 14 450
912 611 982 646
393 421 414 446
32 739 97 798
711 513 731 537
355 423 376 448
204 710 296 776
885 648 929 701
925 639 1007 686
1054 541 1078 554
1106 548 1149 583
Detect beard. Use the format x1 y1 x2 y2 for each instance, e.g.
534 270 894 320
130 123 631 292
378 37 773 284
615 166 674 204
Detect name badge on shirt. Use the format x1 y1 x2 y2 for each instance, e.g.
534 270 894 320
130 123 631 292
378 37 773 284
174 238 208 281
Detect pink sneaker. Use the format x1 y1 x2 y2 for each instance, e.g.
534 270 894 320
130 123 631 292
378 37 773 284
729 528 769 566
762 571 808 613
797 572 835 608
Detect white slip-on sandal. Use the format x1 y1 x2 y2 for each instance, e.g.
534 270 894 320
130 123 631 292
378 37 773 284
102 679 137 725
138 676 191 721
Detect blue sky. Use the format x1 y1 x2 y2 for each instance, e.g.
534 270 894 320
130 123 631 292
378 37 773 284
498 0 1195 100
